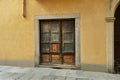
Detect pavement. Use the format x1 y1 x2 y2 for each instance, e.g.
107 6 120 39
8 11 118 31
0 66 119 80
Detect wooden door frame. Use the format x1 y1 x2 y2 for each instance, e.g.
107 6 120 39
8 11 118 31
34 14 80 68
106 0 120 73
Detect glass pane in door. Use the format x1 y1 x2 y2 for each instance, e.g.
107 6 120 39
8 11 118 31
41 33 50 42
50 21 60 43
63 43 74 53
62 21 74 32
51 33 60 42
62 20 75 65
41 44 50 53
41 22 50 33
51 22 60 32
63 33 73 42
62 20 75 53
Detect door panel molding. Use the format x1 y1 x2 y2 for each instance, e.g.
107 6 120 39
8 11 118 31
34 14 80 68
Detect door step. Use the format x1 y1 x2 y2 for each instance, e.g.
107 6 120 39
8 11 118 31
39 64 76 69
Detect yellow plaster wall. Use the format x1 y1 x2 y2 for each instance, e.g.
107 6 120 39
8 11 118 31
0 0 34 61
0 0 106 66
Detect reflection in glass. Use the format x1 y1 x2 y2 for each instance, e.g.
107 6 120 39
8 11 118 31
41 33 50 42
51 22 60 32
63 33 73 42
41 44 50 53
41 23 50 33
51 33 60 42
50 44 60 52
62 21 74 32
63 43 74 53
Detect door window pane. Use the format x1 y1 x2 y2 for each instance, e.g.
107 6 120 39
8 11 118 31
62 21 74 32
51 22 60 32
41 44 50 53
41 33 50 42
51 33 60 42
41 22 50 33
63 33 73 42
63 43 74 53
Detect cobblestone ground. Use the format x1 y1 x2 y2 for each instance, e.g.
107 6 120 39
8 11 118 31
0 66 119 80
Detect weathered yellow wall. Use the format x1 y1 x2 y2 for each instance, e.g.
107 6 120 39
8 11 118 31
0 0 106 67
0 0 34 66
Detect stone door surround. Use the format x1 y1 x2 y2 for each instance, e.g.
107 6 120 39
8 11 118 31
34 14 80 68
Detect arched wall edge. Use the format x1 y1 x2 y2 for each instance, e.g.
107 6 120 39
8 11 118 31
106 0 120 73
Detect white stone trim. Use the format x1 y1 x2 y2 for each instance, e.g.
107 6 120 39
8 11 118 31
34 19 40 67
34 14 81 68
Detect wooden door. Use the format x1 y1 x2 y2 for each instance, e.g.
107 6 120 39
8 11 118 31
40 19 75 65
62 20 75 65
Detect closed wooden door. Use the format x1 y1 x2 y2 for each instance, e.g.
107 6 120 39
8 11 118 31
40 19 75 65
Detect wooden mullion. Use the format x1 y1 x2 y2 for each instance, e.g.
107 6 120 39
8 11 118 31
60 20 63 64
73 19 75 64
49 21 52 63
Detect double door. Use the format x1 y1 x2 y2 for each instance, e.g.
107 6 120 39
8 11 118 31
40 19 75 65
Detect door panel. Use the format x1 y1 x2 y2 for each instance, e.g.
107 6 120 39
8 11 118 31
40 19 75 65
51 54 61 64
63 55 75 65
41 44 50 53
62 20 75 64
41 54 50 63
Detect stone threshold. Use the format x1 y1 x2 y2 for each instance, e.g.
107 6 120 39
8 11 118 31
39 64 77 69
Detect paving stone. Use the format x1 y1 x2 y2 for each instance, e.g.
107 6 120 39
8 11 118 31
0 72 15 80
28 74 43 80
41 75 65 80
9 73 25 80
50 69 69 77
0 66 12 72
53 76 65 80
0 66 119 80
66 70 86 78
18 71 35 80
66 77 76 80
4 67 33 73
33 68 52 76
